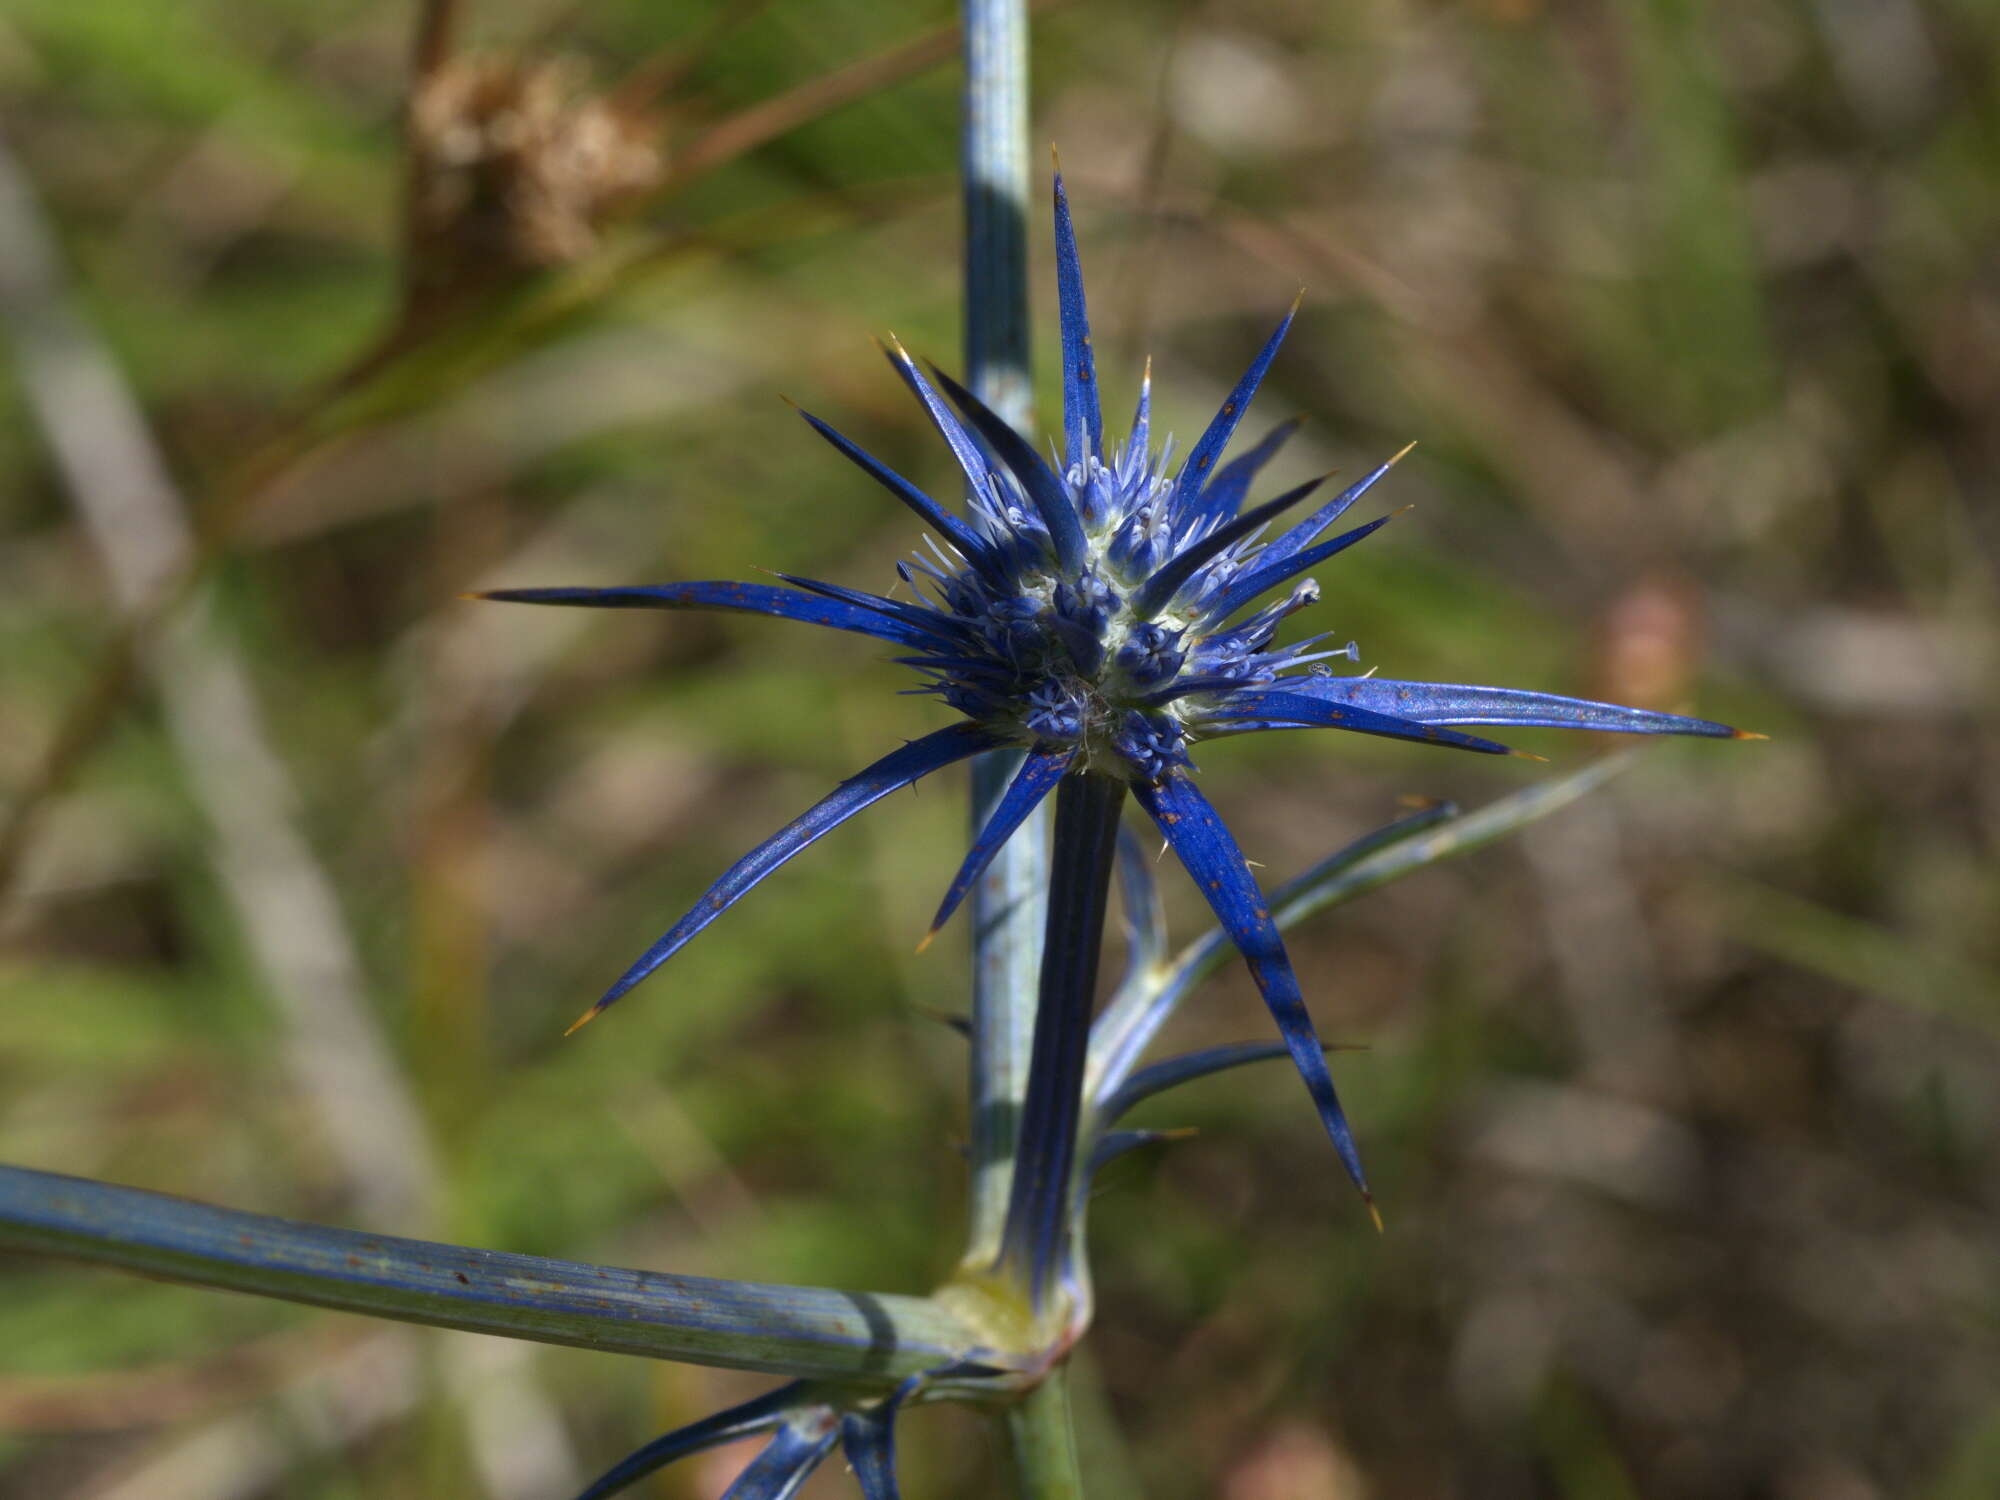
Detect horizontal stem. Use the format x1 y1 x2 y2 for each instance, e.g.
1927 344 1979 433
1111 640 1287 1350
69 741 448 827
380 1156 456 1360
0 1164 1012 1386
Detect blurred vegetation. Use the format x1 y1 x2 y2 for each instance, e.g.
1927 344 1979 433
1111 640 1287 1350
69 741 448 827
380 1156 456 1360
1 1 1996 1497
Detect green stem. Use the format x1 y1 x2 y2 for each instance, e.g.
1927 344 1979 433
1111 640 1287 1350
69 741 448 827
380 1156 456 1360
0 1165 1011 1387
1005 1366 1086 1500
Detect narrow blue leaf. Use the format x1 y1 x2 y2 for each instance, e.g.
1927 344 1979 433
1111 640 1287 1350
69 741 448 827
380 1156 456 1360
1205 511 1401 622
473 582 944 651
722 1417 841 1500
1052 170 1102 470
1211 688 1517 756
1114 824 1166 990
574 725 1000 1031
928 363 1088 576
792 407 994 568
1132 472 1328 619
1084 1128 1182 1185
1265 800 1459 910
1174 297 1298 503
1132 768 1373 1212
1288 677 1751 738
923 746 1072 945
1096 1041 1293 1124
571 1385 808 1500
839 1378 919 1500
1253 444 1413 573
1188 417 1301 529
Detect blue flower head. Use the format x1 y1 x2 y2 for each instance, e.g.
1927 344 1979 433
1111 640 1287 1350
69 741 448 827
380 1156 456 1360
479 173 1755 1211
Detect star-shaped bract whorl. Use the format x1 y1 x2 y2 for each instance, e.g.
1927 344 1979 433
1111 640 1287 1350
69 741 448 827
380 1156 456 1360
477 171 1754 1210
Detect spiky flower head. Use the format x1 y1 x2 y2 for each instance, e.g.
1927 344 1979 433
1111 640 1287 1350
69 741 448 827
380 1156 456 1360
478 172 1754 1208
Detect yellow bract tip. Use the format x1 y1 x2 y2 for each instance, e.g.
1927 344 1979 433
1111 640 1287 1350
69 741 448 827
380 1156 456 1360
1509 749 1551 763
1389 439 1419 464
1365 1197 1385 1236
456 592 486 601
1733 729 1770 741
563 1006 602 1037
914 928 939 955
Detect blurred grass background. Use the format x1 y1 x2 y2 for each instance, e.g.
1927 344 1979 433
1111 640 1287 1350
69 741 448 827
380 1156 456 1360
1 0 1996 1496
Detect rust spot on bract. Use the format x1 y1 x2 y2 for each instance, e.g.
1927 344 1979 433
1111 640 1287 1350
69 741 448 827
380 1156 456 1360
345 1254 362 1269
456 1272 471 1284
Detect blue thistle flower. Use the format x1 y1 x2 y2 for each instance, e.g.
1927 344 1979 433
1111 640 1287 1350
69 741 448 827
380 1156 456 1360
477 172 1755 1215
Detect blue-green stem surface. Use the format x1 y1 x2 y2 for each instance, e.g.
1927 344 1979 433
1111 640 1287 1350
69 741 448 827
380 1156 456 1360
961 0 1047 1271
0 1164 1011 1388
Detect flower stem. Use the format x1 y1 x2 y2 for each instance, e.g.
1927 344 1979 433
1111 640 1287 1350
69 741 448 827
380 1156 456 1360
0 1164 1011 1386
1005 1364 1085 1499
961 0 1033 430
960 0 1046 1268
999 771 1126 1307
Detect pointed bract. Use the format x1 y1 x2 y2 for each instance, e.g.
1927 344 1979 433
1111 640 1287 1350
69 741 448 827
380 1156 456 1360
576 725 999 1028
1052 171 1102 470
1254 442 1415 573
721 1418 841 1500
924 746 1073 944
1132 472 1328 619
881 337 997 499
1175 296 1298 502
1291 677 1744 737
839 1379 919 1500
1188 417 1302 530
570 1384 807 1500
1209 688 1517 755
1206 510 1403 622
1133 768 1373 1205
794 407 993 566
927 363 1088 575
476 582 947 650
